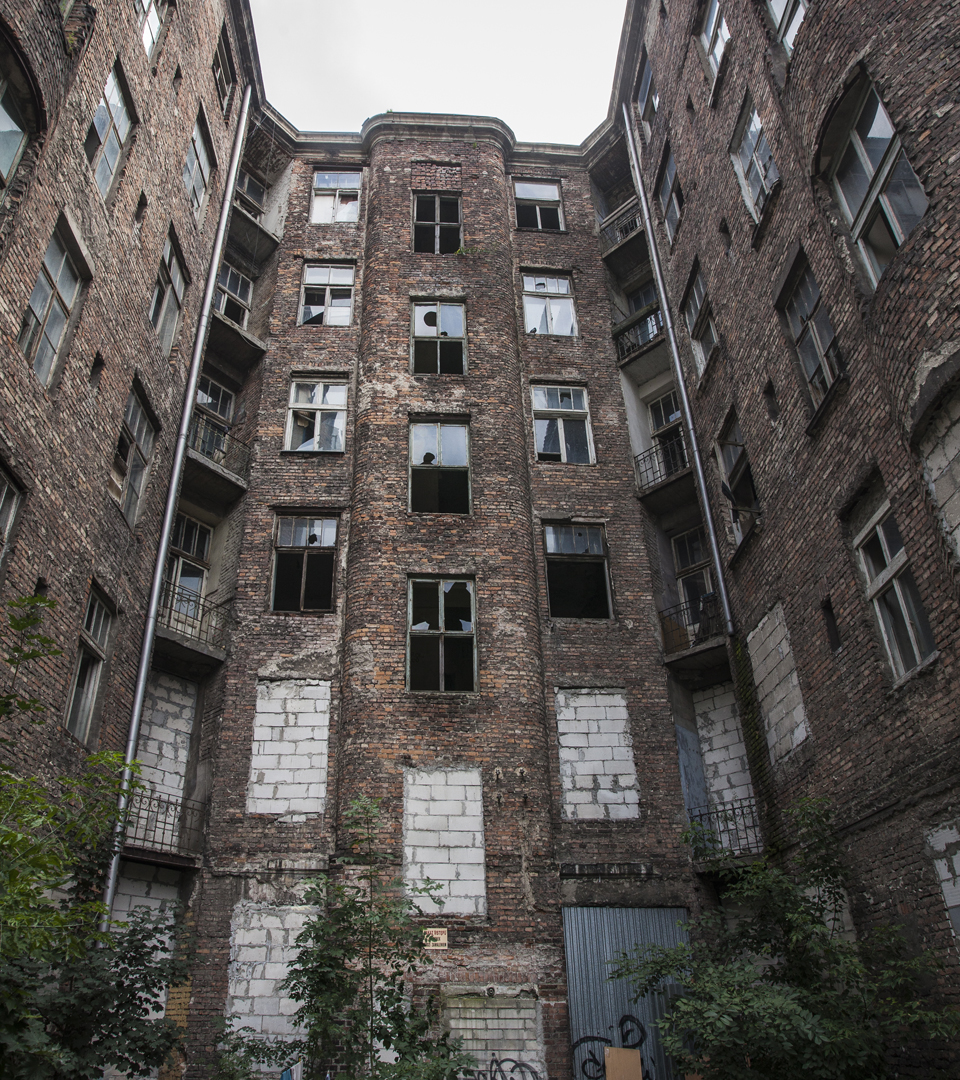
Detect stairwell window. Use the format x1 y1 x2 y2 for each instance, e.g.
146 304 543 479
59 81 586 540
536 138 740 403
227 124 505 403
514 180 563 230
783 264 840 408
414 193 461 253
658 149 683 243
85 65 133 198
701 0 730 80
410 422 470 513
150 232 186 355
532 386 593 463
65 591 113 744
214 261 252 327
544 524 612 619
18 228 83 385
522 275 577 336
731 104 780 219
272 516 338 613
408 578 475 692
412 302 466 374
684 269 718 375
108 389 156 524
165 513 212 623
183 117 214 220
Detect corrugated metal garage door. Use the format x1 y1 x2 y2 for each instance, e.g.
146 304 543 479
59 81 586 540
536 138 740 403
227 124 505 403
562 907 688 1080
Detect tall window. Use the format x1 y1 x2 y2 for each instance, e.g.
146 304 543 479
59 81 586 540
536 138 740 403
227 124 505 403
311 171 361 224
532 386 593 463
673 526 713 631
285 381 347 452
658 149 683 243
192 372 234 460
165 512 211 621
827 81 928 284
684 269 718 375
514 181 563 230
701 0 730 79
212 28 234 111
414 194 461 254
272 516 338 613
637 52 658 136
214 261 252 327
299 265 354 325
0 77 29 187
784 265 840 407
85 66 133 198
766 0 807 53
0 464 21 562
732 105 780 218
412 302 465 374
544 524 612 619
854 503 935 678
522 275 577 336
648 388 688 477
108 390 155 523
18 230 82 386
183 118 213 219
65 591 112 743
235 168 266 219
135 0 164 56
717 414 759 546
410 422 469 513
408 578 475 692
150 232 185 355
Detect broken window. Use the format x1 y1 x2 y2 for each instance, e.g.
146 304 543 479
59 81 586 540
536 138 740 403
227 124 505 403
108 389 155 523
408 578 475 692
183 117 213 219
658 149 683 243
412 302 466 374
701 0 730 78
717 413 760 546
212 26 234 111
544 524 612 619
732 104 780 218
85 65 133 198
272 516 338 612
285 380 347 452
766 0 807 53
532 385 593 463
299 264 354 325
165 512 211 621
65 591 112 744
684 268 718 375
311 170 361 224
784 264 840 408
192 372 234 460
522 274 577 336
150 231 186 355
235 167 266 218
410 422 469 513
0 463 21 563
648 388 687 476
135 0 164 56
854 502 935 678
18 229 82 385
214 261 252 327
514 180 563 230
637 51 659 136
673 525 713 631
0 75 29 187
414 193 462 254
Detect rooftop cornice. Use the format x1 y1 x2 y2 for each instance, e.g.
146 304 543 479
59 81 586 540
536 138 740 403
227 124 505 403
360 112 517 154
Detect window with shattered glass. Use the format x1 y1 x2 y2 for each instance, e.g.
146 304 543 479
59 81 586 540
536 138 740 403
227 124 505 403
544 524 612 619
412 302 466 374
408 578 475 691
522 274 577 336
532 385 593 463
273 516 338 612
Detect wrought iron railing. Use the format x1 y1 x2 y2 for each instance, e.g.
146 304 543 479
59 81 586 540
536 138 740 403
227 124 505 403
125 789 204 855
614 306 664 362
688 796 762 857
635 426 689 489
158 580 230 649
598 200 644 253
187 413 251 479
659 592 723 654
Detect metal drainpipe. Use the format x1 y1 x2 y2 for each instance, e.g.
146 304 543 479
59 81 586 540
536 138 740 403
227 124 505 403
621 101 735 637
102 83 253 920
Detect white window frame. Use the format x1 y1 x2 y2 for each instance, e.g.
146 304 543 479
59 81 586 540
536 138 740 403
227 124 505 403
637 51 659 137
658 149 683 244
684 270 718 375
766 0 808 53
853 501 936 679
407 577 476 692
108 389 156 523
0 464 21 563
298 264 355 326
411 301 466 374
784 264 840 408
135 0 164 56
165 512 212 622
285 380 347 453
522 274 578 337
413 193 462 254
731 104 780 219
648 387 688 478
235 168 266 219
717 414 760 546
85 66 133 199
65 591 112 744
214 261 252 327
514 180 563 231
700 0 730 79
531 385 594 464
311 170 361 224
150 233 186 355
183 117 213 220
272 516 339 613
18 229 82 386
0 76 29 187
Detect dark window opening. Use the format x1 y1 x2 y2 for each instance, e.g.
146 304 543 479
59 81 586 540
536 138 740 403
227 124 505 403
409 579 475 692
412 302 465 374
545 524 611 619
272 516 337 612
822 598 842 652
410 422 470 513
414 194 461 253
763 378 780 420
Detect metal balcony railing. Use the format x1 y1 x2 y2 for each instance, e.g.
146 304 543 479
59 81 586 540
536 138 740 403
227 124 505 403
688 796 763 857
659 592 723 654
635 426 689 490
598 200 644 253
614 306 664 362
125 789 204 855
187 414 251 479
158 580 230 649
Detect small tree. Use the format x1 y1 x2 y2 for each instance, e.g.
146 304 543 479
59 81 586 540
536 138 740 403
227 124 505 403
612 799 960 1080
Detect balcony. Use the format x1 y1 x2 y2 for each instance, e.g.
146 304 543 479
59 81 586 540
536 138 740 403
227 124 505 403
598 200 649 278
155 581 229 668
659 593 729 687
228 198 280 270
614 304 665 365
182 414 250 509
206 308 267 371
688 796 763 857
125 789 204 860
634 425 696 513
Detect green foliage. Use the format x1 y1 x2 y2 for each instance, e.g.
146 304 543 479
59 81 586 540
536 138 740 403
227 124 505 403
0 596 61 739
612 799 960 1080
279 796 472 1080
211 1023 301 1080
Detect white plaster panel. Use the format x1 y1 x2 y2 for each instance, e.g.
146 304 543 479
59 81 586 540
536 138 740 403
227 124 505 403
746 604 809 765
445 991 545 1080
138 671 198 799
692 681 754 805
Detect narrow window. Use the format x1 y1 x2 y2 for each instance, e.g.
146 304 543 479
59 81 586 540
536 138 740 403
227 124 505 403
18 230 82 386
684 269 718 374
192 372 234 462
84 66 133 198
164 512 211 623
0 464 21 562
149 232 186 355
298 265 355 326
65 591 112 743
311 170 361 224
717 414 760 546
731 105 780 218
637 52 659 136
514 180 563 230
854 503 935 678
213 261 253 327
135 0 165 56
673 525 714 633
412 302 465 374
658 149 683 243
544 524 612 619
784 264 840 408
285 381 347 452
821 598 842 652
0 77 29 187
766 0 807 53
532 386 593 464
183 118 213 219
272 516 338 613
409 422 470 513
522 274 577 336
700 0 730 79
212 27 235 112
235 168 266 219
414 193 462 254
108 389 156 523
408 578 475 692
648 388 688 477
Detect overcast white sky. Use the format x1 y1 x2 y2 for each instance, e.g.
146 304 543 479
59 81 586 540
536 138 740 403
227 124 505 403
247 0 628 146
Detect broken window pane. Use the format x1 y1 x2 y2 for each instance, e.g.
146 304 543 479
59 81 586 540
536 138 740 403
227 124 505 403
532 385 593 463
312 170 362 224
514 180 563 230
544 525 611 618
408 578 475 692
273 516 338 612
410 423 470 512
522 276 577 336
286 381 348 451
414 194 462 253
299 265 355 325
413 302 466 374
